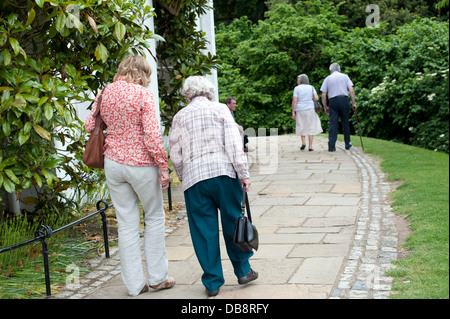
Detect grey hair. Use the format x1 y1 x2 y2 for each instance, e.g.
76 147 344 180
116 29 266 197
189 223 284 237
330 63 341 72
297 74 310 85
181 76 215 101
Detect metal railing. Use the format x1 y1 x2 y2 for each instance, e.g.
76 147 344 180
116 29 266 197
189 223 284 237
0 200 113 297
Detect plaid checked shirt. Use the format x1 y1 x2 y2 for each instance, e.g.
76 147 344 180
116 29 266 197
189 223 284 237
169 96 250 191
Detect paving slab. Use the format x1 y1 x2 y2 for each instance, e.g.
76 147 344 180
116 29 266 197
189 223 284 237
289 257 345 285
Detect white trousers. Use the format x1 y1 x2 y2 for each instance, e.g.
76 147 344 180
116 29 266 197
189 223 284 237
105 157 168 296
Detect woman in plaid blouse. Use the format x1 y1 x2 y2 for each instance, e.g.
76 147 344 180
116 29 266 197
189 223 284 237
170 76 258 297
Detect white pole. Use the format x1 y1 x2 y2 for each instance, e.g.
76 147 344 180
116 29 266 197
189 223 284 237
197 0 219 102
144 0 162 125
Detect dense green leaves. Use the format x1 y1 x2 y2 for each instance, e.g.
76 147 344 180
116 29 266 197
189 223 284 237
326 18 449 153
216 0 346 131
216 0 449 153
0 0 158 215
154 0 220 132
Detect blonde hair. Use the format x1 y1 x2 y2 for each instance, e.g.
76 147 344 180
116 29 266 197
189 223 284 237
114 55 152 87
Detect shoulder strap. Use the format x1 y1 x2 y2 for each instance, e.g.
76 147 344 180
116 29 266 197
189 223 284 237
241 185 252 223
94 89 105 117
93 89 105 132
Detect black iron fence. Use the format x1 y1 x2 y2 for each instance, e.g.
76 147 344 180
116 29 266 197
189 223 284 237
0 200 113 297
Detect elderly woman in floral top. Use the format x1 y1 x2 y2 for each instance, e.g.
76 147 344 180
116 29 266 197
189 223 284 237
85 55 175 297
170 76 258 297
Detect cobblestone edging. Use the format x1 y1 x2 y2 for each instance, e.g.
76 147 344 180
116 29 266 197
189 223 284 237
52 214 188 299
331 142 398 299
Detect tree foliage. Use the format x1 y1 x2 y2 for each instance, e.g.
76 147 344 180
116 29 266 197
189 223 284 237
327 19 449 152
216 0 346 131
154 0 220 133
0 0 157 215
330 0 448 30
216 0 449 153
213 0 267 23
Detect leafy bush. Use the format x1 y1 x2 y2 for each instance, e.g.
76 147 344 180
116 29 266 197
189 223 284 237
0 0 157 215
154 0 220 133
216 2 449 153
216 0 347 132
325 18 449 153
329 0 447 30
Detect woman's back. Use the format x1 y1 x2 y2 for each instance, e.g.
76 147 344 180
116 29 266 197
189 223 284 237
293 84 315 111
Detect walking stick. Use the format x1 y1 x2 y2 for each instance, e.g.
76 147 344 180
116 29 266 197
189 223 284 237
354 109 365 151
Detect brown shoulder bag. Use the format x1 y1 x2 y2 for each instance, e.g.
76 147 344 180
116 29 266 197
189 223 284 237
82 90 106 169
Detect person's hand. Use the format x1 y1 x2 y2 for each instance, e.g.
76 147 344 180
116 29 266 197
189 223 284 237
159 170 171 190
324 107 330 116
292 112 296 120
352 104 358 112
241 178 251 192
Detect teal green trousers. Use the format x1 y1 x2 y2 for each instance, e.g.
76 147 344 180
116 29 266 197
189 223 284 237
184 176 253 292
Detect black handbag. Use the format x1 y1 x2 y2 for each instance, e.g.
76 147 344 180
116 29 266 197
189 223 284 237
234 185 259 253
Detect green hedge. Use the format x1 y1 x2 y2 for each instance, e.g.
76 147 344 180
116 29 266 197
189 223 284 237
216 1 449 153
0 0 156 215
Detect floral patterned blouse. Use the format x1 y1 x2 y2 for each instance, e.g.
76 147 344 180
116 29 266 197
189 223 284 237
85 79 168 171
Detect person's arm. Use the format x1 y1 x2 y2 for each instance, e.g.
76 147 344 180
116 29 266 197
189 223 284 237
169 114 184 182
349 86 357 111
141 91 170 189
320 78 329 115
321 92 329 115
292 96 298 120
313 92 319 102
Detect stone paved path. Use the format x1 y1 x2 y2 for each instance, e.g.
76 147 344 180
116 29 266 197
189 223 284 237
53 135 399 299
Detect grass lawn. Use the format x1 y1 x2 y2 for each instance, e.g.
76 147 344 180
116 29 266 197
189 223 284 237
337 134 449 299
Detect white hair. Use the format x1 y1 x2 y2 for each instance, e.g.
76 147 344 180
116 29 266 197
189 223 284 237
330 63 341 72
182 76 215 101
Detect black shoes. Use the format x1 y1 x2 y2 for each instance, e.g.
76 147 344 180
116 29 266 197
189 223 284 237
206 289 219 297
329 143 352 151
238 269 259 285
301 145 314 151
206 269 259 297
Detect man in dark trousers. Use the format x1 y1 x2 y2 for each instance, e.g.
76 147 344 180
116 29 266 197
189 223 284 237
320 63 357 151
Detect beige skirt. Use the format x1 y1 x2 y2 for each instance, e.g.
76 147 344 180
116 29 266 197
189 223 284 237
296 109 323 136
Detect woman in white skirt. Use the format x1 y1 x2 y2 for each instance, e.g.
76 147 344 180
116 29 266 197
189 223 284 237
292 74 323 151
